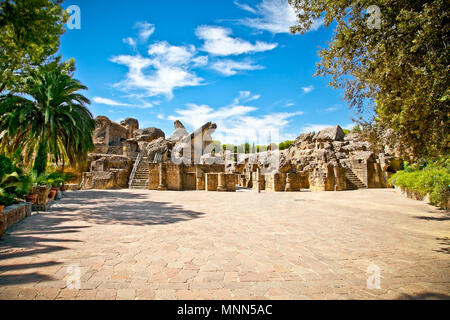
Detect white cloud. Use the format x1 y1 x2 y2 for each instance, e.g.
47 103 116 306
123 37 137 48
93 97 131 106
285 101 295 107
211 59 264 76
233 90 260 104
234 1 258 14
111 41 204 99
167 92 303 143
135 21 155 42
323 105 341 113
300 124 332 133
342 123 355 130
236 0 323 34
93 96 155 109
195 25 277 56
301 85 314 94
192 55 209 67
300 123 355 133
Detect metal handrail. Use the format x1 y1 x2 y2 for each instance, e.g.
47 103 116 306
128 152 142 188
153 153 162 163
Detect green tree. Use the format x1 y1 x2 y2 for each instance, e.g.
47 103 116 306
0 0 67 93
211 140 222 155
279 140 294 150
0 63 95 176
289 0 449 160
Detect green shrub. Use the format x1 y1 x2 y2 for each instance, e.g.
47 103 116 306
0 155 33 206
36 171 73 187
279 140 294 150
389 157 450 207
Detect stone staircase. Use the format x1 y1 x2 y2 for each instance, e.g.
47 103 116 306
129 156 149 189
345 167 367 190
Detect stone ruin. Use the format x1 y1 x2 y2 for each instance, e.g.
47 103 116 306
81 116 401 192
227 125 402 192
81 116 236 191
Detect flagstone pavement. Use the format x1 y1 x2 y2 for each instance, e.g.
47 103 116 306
0 188 449 300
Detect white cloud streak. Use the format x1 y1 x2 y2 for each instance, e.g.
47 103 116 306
167 91 303 143
236 0 323 34
301 123 354 133
93 97 131 106
301 85 314 94
211 59 264 76
135 21 155 42
196 25 277 56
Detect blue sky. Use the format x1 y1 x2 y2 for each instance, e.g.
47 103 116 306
59 0 356 144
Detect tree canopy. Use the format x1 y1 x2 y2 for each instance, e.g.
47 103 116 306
0 62 95 175
0 0 67 93
289 0 449 160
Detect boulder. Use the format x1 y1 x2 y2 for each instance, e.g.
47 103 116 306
134 127 165 142
120 118 139 139
169 120 189 142
314 125 345 142
145 137 174 162
93 116 128 154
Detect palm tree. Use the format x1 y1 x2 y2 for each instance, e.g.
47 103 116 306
0 64 95 175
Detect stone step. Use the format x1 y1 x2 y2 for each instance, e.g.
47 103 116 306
131 179 148 183
345 168 366 189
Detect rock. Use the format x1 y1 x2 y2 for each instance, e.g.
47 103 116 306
134 127 165 142
172 122 217 164
174 120 185 129
314 125 345 142
120 118 139 139
81 154 132 189
93 116 128 154
145 137 174 162
169 120 189 142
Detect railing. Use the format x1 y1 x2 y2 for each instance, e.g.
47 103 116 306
128 152 142 188
153 153 162 163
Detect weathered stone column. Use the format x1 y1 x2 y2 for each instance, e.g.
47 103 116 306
157 162 167 190
195 165 203 190
217 173 227 192
285 173 294 192
256 167 261 193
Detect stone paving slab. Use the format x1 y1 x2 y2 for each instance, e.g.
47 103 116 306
0 189 449 300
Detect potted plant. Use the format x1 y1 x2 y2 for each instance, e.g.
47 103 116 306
25 193 38 204
35 176 52 203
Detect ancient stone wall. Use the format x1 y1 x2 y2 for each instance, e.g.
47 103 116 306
81 154 132 189
0 203 32 239
205 173 218 191
264 172 286 192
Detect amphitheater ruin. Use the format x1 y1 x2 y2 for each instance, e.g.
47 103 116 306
80 116 402 193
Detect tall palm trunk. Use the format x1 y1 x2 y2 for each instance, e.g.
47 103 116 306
33 140 47 176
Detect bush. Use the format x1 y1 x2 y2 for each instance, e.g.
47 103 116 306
389 157 450 207
36 171 75 187
279 140 294 150
0 154 33 206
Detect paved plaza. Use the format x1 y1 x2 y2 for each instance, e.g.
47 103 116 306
0 188 449 300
